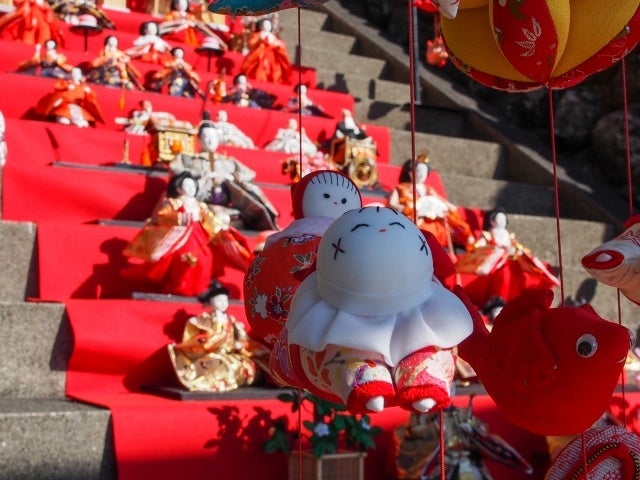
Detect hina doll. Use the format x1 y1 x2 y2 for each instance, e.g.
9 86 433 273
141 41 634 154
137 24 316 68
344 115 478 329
49 0 115 29
0 0 64 45
125 21 174 65
283 83 331 118
16 39 73 78
387 155 475 252
455 207 560 313
118 99 175 135
167 280 263 392
159 0 227 50
240 18 292 84
33 67 105 127
222 73 276 109
147 47 203 98
169 118 279 231
86 35 144 91
122 171 253 297
208 110 256 150
264 118 319 157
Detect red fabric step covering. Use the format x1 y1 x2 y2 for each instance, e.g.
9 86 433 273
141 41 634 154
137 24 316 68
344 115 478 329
64 297 551 480
0 71 390 162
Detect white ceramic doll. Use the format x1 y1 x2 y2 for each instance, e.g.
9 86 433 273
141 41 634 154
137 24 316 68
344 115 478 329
281 206 473 414
244 170 362 348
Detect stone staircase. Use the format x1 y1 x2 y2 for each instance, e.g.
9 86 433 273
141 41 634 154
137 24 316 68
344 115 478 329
1 2 638 478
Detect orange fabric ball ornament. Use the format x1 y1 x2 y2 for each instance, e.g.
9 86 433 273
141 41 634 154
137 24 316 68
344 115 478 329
440 0 640 91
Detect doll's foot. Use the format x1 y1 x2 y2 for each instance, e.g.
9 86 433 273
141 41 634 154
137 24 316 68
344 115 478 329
346 381 395 414
412 398 437 413
365 396 385 412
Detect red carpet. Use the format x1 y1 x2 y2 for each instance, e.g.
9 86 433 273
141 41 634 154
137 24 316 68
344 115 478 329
2 4 631 479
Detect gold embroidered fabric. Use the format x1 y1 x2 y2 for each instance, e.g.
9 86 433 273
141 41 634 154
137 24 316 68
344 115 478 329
167 311 260 392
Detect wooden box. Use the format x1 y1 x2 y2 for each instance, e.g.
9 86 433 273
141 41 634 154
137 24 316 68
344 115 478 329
288 451 366 480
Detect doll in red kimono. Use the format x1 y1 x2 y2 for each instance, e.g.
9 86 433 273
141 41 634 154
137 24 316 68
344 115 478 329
0 0 64 45
125 21 174 65
240 18 292 85
387 154 475 252
33 67 105 127
455 207 560 316
17 39 74 78
159 0 227 50
122 171 253 297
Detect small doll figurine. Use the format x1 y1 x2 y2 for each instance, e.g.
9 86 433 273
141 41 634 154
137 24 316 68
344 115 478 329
208 110 256 150
387 154 475 252
330 109 373 144
167 280 263 392
284 83 331 118
169 117 279 231
116 99 176 135
264 118 319 157
275 206 473 414
455 207 560 313
125 21 174 65
122 171 253 297
33 67 105 128
222 73 276 109
86 35 144 91
426 35 448 68
49 0 115 29
240 18 292 84
159 0 228 50
0 0 64 46
147 47 204 98
16 39 74 79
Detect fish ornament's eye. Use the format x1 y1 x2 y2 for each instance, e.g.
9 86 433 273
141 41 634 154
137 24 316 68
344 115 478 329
576 334 598 358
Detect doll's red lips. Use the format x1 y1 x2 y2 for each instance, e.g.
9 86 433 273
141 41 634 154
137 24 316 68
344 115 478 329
581 250 624 270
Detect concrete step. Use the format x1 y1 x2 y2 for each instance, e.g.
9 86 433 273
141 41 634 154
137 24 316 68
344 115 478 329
280 29 358 56
0 301 70 398
440 174 556 218
277 6 330 33
0 397 115 480
356 98 467 138
0 220 37 302
389 129 506 176
313 69 413 104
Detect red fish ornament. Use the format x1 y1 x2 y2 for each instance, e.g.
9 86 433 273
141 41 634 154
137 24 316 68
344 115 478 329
455 286 631 436
581 214 640 306
273 206 473 415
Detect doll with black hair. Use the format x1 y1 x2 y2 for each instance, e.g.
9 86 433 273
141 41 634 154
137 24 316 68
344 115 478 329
167 279 264 392
159 0 227 50
387 153 474 252
125 21 173 65
222 73 276 109
122 171 253 297
147 47 203 98
455 206 560 314
283 83 331 118
86 35 144 90
169 116 279 231
240 17 291 84
17 39 74 78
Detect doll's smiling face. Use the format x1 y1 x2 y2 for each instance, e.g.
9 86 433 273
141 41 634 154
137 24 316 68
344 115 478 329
301 171 361 219
317 206 433 296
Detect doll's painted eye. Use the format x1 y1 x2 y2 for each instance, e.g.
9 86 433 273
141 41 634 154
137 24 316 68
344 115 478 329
323 193 330 199
576 334 598 358
341 198 347 204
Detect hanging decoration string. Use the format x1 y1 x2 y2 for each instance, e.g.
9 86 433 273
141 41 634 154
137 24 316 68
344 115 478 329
408 0 418 225
297 7 304 176
546 86 565 304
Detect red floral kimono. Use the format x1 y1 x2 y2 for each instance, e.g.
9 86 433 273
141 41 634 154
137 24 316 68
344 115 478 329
122 197 252 297
34 77 105 126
